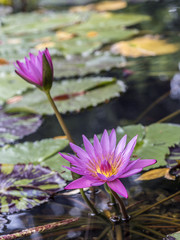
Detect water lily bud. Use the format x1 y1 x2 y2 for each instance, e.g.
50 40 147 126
14 48 53 92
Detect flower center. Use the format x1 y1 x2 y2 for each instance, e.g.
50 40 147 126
96 160 117 177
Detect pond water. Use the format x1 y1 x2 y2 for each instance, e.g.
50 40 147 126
0 0 180 239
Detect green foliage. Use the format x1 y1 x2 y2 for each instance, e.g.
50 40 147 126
53 54 126 78
116 123 180 169
0 138 69 164
5 77 126 115
0 73 33 105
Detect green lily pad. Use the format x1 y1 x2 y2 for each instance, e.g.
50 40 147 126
166 231 180 239
42 153 72 181
0 138 69 165
0 163 65 214
0 107 42 146
68 13 150 32
5 77 126 115
116 123 180 170
1 11 83 36
0 72 34 105
53 54 126 78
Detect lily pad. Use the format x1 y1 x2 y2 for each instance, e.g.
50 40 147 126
111 35 179 57
53 54 126 78
0 138 69 165
116 123 180 170
0 163 65 214
1 11 83 36
0 107 42 146
68 12 150 32
5 77 126 115
166 231 180 240
0 72 34 105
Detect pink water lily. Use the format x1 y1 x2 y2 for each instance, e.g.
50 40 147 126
60 129 156 198
14 48 53 91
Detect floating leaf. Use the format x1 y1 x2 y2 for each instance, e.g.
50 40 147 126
111 35 179 57
41 153 72 181
0 164 65 214
68 12 150 32
5 77 126 115
166 231 180 240
116 123 180 170
2 12 83 36
53 54 126 78
136 168 171 181
0 72 34 105
70 0 127 12
0 107 42 146
0 138 69 165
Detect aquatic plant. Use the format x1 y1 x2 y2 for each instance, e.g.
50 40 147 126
14 48 53 91
60 129 156 197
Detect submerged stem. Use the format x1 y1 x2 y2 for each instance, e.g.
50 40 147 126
104 184 120 216
45 91 74 143
80 189 110 224
110 189 129 221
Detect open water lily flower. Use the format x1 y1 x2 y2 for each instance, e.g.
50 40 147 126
60 129 156 198
14 48 53 91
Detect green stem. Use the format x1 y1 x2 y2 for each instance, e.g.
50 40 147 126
110 189 129 221
104 184 120 216
80 189 110 224
131 191 180 218
45 91 74 143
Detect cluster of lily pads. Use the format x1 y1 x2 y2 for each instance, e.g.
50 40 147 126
0 1 180 239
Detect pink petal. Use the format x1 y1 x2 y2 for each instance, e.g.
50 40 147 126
82 135 96 160
107 179 128 198
93 135 103 160
101 129 110 158
70 142 90 160
119 168 142 178
109 129 116 153
62 165 84 175
123 135 137 160
59 153 78 166
114 135 127 159
128 159 157 170
65 176 96 189
44 48 53 71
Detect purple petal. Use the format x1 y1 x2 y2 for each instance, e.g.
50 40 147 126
109 129 116 153
119 168 142 178
44 48 53 71
93 135 103 160
65 176 96 189
129 159 157 169
122 135 137 160
114 135 127 159
70 142 90 160
101 129 110 158
62 165 84 175
107 179 128 198
59 153 78 166
82 135 96 160
97 173 107 181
